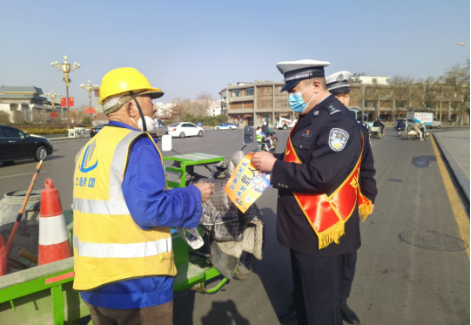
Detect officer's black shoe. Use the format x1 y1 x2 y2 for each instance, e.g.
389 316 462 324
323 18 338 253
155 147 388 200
278 302 297 323
341 305 360 324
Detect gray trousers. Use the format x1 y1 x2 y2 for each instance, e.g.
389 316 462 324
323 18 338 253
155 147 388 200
85 300 173 325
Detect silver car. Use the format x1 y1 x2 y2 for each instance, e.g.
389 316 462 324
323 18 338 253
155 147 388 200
394 118 415 131
149 118 168 137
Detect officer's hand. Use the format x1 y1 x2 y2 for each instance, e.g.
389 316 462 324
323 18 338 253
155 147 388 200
194 183 215 202
251 152 277 172
371 204 375 213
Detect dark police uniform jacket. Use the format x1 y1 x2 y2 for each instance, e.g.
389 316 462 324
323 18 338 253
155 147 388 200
272 95 371 257
350 117 377 205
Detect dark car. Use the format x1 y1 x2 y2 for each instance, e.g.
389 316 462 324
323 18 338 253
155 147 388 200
0 125 53 163
90 124 107 137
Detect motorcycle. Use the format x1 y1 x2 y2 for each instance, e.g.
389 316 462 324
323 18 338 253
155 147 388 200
407 127 429 140
397 127 406 138
256 133 276 152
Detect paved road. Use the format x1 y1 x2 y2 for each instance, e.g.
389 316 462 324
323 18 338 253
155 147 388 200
0 128 469 325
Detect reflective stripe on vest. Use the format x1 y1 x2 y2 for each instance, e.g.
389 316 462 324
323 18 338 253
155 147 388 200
72 197 130 215
73 236 172 258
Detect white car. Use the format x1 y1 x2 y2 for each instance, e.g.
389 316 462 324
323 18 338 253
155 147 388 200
168 122 204 138
215 123 237 130
430 117 442 129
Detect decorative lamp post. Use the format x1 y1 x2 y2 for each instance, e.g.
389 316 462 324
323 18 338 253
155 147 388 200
44 90 60 124
80 80 99 126
51 56 80 128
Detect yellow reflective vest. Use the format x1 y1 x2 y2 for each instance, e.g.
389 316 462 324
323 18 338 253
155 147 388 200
72 126 176 291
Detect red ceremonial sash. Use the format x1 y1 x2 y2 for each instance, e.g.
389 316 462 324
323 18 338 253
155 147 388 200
284 124 372 249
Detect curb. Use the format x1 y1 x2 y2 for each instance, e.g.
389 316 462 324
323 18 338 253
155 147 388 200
433 134 470 203
47 137 88 142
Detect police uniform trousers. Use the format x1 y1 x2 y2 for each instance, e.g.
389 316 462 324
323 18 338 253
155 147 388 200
290 250 357 325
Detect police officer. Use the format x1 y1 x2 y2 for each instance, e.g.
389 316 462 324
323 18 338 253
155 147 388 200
326 71 377 217
326 71 377 322
252 60 374 325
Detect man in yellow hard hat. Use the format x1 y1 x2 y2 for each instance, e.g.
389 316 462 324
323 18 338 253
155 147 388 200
72 68 214 325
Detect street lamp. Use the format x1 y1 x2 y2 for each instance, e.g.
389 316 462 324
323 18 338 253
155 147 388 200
51 56 80 128
44 90 60 124
80 80 99 126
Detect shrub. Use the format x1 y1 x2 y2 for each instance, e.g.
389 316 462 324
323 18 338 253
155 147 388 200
20 127 67 135
0 111 10 124
81 116 92 125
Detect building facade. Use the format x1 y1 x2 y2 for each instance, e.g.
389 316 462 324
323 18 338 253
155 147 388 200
0 86 61 123
351 75 391 85
349 82 469 123
226 81 296 127
223 77 468 124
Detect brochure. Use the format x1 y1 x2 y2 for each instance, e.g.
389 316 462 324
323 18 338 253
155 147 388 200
225 153 272 213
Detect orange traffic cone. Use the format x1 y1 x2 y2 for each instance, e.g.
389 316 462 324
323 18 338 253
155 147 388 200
38 179 72 266
0 235 6 276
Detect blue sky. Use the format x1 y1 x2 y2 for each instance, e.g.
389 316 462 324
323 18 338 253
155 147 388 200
0 0 469 107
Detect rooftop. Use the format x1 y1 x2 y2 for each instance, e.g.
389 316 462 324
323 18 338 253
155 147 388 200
0 86 44 95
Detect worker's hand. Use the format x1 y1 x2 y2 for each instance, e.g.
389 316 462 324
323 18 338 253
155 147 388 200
371 204 375 213
251 151 277 172
194 183 215 202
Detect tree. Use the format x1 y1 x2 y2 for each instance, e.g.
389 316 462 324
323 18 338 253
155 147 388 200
414 77 440 113
445 59 470 128
359 82 388 120
170 97 193 121
192 92 213 117
390 75 414 117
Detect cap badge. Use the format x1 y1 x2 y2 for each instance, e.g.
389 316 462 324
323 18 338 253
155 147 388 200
336 73 344 82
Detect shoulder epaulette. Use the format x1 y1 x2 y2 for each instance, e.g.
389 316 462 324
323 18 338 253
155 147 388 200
325 103 342 115
356 120 369 129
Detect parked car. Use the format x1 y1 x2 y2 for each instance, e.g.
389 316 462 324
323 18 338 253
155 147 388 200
149 118 168 137
430 117 442 129
90 124 106 137
168 122 204 138
276 117 297 130
215 123 237 130
0 125 53 163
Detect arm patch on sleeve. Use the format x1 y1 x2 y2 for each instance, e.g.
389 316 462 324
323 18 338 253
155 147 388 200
329 128 349 151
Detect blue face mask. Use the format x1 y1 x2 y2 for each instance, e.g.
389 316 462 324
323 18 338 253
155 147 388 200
288 82 315 113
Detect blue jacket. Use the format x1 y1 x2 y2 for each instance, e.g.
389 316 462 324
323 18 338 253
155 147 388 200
80 121 203 309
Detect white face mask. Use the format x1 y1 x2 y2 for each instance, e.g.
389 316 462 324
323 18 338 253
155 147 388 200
131 106 156 132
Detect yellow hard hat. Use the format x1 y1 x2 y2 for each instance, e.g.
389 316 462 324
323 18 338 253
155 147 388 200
98 67 163 104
